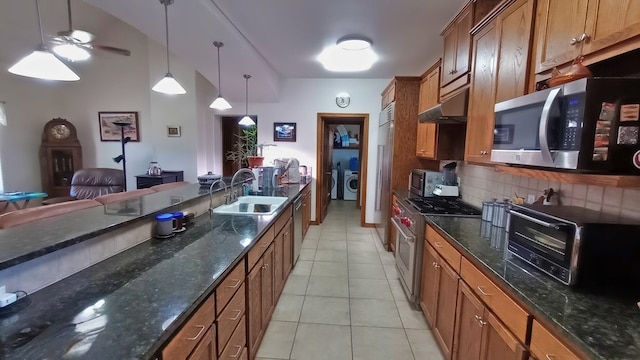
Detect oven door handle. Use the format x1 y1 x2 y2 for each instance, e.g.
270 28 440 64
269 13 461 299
509 210 564 230
539 87 561 166
391 217 415 243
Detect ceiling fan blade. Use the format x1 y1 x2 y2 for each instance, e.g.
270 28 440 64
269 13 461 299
89 44 132 56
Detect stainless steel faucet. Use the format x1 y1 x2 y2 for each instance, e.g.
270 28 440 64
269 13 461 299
230 168 256 203
209 179 229 214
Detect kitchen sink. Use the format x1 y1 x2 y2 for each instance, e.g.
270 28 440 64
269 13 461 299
211 196 288 215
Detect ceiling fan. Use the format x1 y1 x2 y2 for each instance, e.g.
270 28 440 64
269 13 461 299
49 0 131 61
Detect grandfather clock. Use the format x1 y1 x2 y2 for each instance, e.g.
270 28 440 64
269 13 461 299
40 118 83 197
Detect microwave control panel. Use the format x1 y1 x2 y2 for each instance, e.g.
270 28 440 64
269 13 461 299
561 96 585 150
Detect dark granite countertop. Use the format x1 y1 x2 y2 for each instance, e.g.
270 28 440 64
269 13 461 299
426 215 640 360
0 177 246 270
0 182 309 359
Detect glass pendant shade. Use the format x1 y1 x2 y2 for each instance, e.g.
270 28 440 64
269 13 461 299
210 96 232 110
8 47 80 81
152 73 187 95
52 43 91 62
238 115 255 126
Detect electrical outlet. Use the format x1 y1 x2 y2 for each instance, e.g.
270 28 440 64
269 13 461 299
527 194 536 204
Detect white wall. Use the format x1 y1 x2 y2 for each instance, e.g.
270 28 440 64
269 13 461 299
210 78 390 223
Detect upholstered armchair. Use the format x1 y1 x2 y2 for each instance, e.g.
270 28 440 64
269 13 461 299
43 168 125 205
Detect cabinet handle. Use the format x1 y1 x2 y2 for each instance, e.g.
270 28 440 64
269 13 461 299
545 355 556 360
226 279 241 288
433 242 443 248
578 33 589 42
452 69 458 74
230 345 243 358
569 37 578 45
185 325 206 341
477 286 492 296
227 309 242 321
261 242 269 248
474 314 481 321
433 262 441 269
479 320 487 326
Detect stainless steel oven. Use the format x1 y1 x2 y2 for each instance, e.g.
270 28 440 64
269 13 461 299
507 204 640 289
392 197 424 307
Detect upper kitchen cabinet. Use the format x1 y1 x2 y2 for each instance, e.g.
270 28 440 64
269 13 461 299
465 0 534 164
441 1 475 97
534 0 640 74
417 61 441 159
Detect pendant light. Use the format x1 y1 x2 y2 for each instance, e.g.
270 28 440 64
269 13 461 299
209 41 232 110
152 0 186 95
238 74 255 126
8 0 79 81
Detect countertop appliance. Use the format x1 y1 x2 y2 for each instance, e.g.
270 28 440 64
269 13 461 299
197 171 221 187
394 193 480 308
275 158 300 183
409 169 443 197
491 77 640 173
507 204 640 291
433 184 459 197
375 102 395 246
293 194 303 265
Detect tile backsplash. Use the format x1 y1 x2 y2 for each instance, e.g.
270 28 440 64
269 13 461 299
455 163 640 221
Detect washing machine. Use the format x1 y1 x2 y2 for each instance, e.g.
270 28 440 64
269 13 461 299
331 169 337 199
344 170 358 200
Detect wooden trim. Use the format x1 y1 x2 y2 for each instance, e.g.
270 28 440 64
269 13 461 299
315 114 323 224
495 165 640 187
471 0 516 34
421 59 443 79
440 77 470 100
310 220 320 226
441 0 475 35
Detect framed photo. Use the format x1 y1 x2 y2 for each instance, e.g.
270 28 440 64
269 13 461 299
98 111 140 142
274 122 296 142
167 125 181 137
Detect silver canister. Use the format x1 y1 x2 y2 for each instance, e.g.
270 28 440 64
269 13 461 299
492 202 507 228
481 201 495 222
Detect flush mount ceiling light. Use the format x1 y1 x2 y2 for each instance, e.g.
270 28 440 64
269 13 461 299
152 0 186 95
238 74 256 126
8 0 79 81
209 41 232 110
318 35 378 72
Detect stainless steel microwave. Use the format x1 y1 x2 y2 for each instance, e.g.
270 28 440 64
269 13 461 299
491 78 640 173
409 170 443 197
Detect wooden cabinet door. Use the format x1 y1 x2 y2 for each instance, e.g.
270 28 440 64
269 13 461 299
419 77 431 113
454 5 474 81
417 67 440 159
261 244 275 329
465 21 498 164
283 219 293 280
420 242 440 326
534 0 589 73
247 260 263 360
494 0 534 103
187 327 217 360
426 67 441 108
433 258 460 360
453 281 484 360
442 26 458 86
582 0 640 56
480 311 528 360
416 123 437 159
273 230 284 299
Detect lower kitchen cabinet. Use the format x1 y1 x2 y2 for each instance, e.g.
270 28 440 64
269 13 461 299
301 186 311 237
219 316 247 360
261 244 275 328
247 258 264 360
530 320 580 360
420 242 439 325
162 294 216 360
282 219 293 284
453 281 527 360
187 327 217 360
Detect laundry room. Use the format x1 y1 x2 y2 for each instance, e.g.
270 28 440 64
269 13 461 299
331 124 360 202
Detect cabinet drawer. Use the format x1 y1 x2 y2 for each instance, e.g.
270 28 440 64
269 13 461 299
219 315 247 360
216 259 246 315
274 206 292 235
460 257 529 343
426 226 461 272
217 283 246 354
530 321 580 360
162 294 215 360
248 227 275 270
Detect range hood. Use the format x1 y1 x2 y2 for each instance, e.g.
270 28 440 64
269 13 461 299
418 88 469 124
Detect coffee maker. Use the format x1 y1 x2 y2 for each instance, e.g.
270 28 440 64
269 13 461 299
274 158 300 183
433 162 459 196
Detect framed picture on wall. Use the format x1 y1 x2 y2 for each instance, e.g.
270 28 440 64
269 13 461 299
274 122 296 142
167 125 181 137
98 111 140 142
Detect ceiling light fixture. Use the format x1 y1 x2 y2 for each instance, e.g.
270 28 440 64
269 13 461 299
238 74 255 126
8 0 79 81
318 35 378 72
152 0 186 95
209 41 232 110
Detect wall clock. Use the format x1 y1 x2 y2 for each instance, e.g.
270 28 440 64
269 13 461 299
336 93 351 108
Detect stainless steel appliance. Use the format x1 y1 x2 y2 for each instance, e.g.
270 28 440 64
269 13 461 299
418 87 469 124
491 77 640 173
394 193 480 308
409 170 443 197
507 204 640 289
293 194 303 265
374 102 395 246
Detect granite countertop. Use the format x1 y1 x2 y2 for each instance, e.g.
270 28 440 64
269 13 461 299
0 182 309 360
0 177 244 270
426 215 640 360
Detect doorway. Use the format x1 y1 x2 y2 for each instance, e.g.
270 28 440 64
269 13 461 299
221 116 257 176
316 113 369 227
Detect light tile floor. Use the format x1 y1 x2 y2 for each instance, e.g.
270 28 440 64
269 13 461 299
256 200 443 360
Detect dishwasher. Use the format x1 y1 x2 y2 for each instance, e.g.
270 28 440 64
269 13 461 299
293 194 303 265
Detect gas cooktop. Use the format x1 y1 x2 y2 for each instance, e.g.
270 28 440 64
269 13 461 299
407 196 481 217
